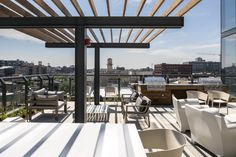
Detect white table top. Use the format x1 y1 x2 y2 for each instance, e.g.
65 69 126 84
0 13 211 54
0 123 146 157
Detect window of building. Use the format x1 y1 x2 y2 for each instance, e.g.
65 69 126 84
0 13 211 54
222 0 236 32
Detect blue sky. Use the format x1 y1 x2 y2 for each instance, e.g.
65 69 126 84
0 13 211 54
0 0 220 69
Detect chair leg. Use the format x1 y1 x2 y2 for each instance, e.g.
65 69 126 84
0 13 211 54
64 102 67 114
55 108 58 121
227 104 229 114
218 103 221 113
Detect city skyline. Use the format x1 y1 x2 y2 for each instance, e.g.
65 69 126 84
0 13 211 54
0 0 220 69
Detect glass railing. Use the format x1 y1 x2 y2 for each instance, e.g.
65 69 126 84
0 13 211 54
0 73 230 117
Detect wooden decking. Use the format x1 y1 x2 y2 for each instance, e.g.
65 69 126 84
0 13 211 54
30 101 236 157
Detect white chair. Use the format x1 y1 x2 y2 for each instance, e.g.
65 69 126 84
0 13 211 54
185 104 236 157
172 95 190 132
138 129 186 157
207 90 230 112
186 90 208 104
104 86 118 105
86 86 92 105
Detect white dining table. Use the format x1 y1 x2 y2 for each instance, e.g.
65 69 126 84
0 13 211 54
0 123 146 157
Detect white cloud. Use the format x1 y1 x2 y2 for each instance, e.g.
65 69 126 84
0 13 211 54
0 29 43 43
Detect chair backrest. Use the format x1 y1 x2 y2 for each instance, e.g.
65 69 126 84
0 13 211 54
197 91 208 102
86 86 92 95
130 90 139 101
135 96 151 113
186 90 198 99
105 86 116 96
208 90 230 101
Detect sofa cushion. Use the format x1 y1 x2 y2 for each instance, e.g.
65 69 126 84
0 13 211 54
201 108 219 114
130 91 139 101
36 95 58 101
225 114 236 123
32 88 46 95
47 91 65 100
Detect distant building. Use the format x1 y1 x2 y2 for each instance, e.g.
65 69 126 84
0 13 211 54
153 63 192 75
0 66 15 77
183 57 220 74
107 58 113 73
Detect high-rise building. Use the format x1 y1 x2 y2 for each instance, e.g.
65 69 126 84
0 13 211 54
221 0 236 94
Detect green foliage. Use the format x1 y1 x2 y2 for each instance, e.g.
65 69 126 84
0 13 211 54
0 112 7 121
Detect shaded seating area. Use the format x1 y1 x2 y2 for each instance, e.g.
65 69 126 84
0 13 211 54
27 88 67 121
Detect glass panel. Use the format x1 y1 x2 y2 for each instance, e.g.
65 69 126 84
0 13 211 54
222 34 236 74
222 0 236 32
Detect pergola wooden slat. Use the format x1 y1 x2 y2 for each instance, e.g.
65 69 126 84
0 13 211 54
146 0 201 43
132 0 164 43
119 0 128 43
16 0 74 42
139 0 183 43
88 0 106 42
125 0 146 43
0 0 201 44
70 0 99 42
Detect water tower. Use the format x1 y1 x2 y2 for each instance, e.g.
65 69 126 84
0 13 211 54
107 58 113 73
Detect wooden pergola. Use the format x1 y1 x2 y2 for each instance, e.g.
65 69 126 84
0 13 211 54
0 0 201 122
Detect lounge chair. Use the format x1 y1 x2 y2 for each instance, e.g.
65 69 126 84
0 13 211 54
122 95 151 127
27 88 67 121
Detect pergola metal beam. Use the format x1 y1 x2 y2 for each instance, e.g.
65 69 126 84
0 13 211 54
45 43 150 48
0 16 184 28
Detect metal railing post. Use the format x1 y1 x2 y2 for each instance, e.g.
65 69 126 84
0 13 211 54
118 77 121 98
38 76 43 89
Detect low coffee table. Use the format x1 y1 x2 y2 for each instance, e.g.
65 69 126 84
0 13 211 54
87 104 109 122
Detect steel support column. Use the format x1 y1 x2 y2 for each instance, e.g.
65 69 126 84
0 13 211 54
22 77 28 105
75 26 87 123
94 47 100 105
0 78 7 112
